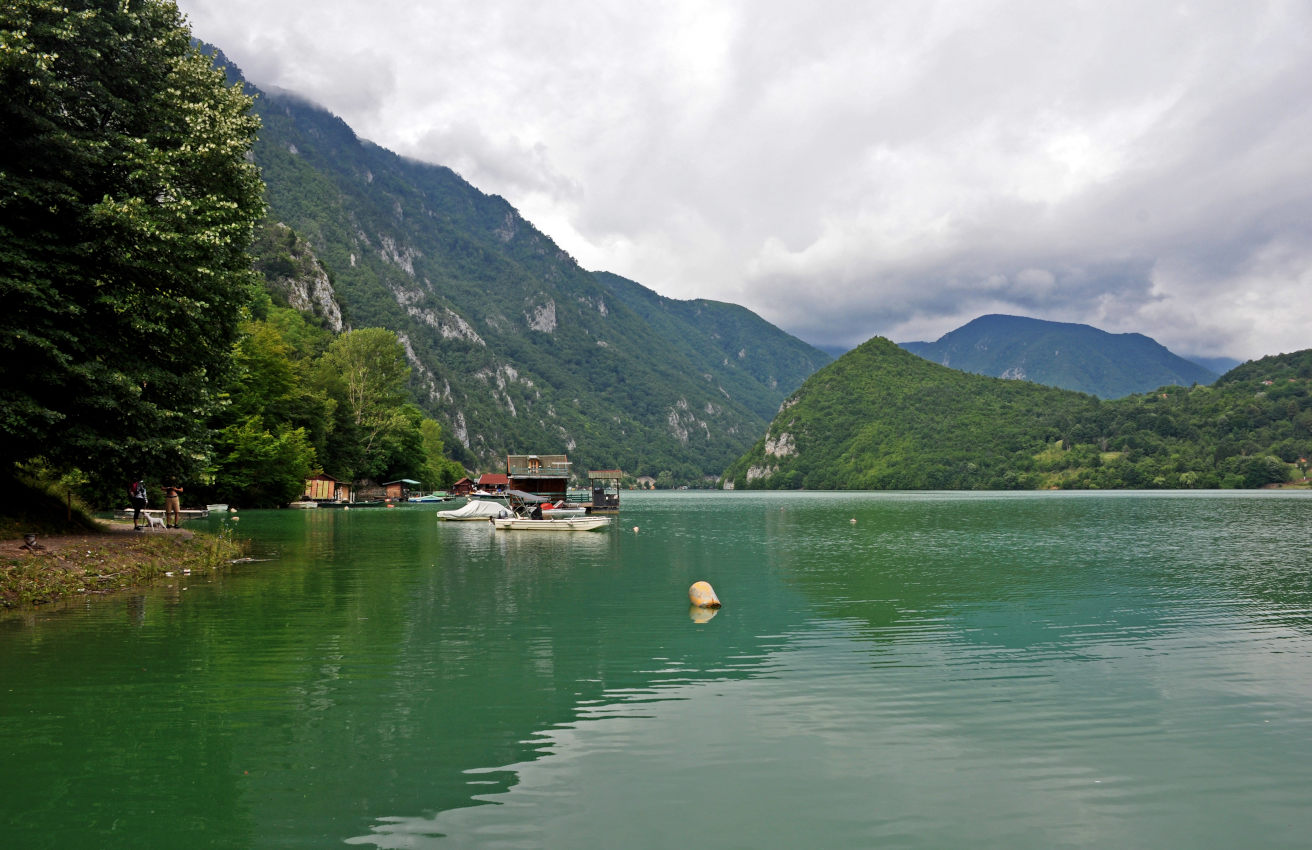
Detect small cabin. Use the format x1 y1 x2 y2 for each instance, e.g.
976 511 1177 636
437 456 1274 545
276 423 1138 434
382 479 421 501
450 477 475 497
305 473 350 503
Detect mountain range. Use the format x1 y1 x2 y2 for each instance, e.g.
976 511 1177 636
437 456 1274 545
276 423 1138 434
899 314 1224 398
214 51 830 481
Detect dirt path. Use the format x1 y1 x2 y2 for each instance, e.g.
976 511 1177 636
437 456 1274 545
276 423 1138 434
4 521 195 562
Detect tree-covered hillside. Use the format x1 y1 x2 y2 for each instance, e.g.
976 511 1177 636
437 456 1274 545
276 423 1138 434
900 314 1219 398
725 339 1312 490
592 272 827 422
222 56 829 482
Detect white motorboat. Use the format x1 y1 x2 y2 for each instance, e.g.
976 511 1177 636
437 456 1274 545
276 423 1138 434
491 516 611 532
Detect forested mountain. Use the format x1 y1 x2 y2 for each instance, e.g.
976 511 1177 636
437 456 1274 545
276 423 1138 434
899 314 1219 398
218 55 829 481
724 339 1312 490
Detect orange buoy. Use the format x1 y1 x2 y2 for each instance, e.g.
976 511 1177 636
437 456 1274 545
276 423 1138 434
689 580 721 608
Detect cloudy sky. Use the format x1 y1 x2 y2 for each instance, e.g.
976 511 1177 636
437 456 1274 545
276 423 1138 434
176 0 1311 361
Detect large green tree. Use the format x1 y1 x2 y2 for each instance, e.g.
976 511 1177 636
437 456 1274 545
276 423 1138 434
311 328 415 482
0 0 264 491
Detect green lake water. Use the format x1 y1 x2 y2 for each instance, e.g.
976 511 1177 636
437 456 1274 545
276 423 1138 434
2 490 1311 848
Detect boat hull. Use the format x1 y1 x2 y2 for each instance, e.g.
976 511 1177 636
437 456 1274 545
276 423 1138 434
540 507 587 518
491 516 610 532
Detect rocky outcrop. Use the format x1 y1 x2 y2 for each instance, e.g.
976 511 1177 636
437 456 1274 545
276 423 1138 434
256 223 345 333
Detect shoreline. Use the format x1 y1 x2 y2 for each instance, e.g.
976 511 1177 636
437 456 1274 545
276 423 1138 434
1 520 243 610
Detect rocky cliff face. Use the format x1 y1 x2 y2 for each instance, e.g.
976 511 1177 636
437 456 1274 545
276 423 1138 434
256 223 345 333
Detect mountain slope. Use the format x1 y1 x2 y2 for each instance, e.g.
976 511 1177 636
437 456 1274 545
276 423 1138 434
592 272 827 422
216 54 829 479
899 314 1218 398
724 338 1312 490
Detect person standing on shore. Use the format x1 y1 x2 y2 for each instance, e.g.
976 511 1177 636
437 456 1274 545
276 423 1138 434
163 480 184 529
129 479 148 530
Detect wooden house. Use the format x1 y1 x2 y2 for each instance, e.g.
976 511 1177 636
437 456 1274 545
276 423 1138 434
506 454 571 500
450 477 475 497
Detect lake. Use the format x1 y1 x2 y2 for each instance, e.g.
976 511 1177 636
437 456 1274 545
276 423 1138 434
2 490 1311 848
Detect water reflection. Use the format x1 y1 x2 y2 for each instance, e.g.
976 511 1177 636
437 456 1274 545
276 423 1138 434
689 605 719 624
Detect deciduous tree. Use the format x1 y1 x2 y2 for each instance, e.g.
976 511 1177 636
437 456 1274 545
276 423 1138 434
0 0 263 489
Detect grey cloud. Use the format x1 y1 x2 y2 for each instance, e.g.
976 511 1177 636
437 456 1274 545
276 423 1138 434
178 0 1312 361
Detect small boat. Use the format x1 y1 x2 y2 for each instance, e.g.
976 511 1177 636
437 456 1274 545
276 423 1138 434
491 516 611 532
407 492 451 503
207 503 230 512
287 500 318 509
438 499 512 521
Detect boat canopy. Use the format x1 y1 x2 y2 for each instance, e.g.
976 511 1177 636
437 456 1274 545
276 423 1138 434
505 489 550 503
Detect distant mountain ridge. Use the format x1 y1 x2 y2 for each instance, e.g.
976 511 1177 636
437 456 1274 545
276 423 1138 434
208 48 830 479
724 339 1312 491
899 314 1219 398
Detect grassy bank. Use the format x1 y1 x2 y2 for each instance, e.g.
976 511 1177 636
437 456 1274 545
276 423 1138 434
1 524 245 609
1 474 245 609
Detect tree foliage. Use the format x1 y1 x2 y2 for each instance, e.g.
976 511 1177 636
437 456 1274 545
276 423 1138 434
0 0 264 490
202 297 466 505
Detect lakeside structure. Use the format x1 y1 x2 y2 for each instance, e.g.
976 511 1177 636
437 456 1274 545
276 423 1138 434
502 455 622 514
382 479 421 501
297 455 621 512
506 454 571 501
304 473 351 503
587 469 623 514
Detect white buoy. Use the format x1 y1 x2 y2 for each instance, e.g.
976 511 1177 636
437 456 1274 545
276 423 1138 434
850 518 856 524
633 526 640 533
689 580 721 608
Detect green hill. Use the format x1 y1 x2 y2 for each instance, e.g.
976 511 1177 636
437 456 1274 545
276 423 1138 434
214 52 829 481
724 339 1312 490
900 314 1219 398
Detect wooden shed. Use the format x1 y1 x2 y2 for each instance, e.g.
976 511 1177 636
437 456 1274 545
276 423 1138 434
476 473 509 493
382 479 421 501
304 473 350 503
